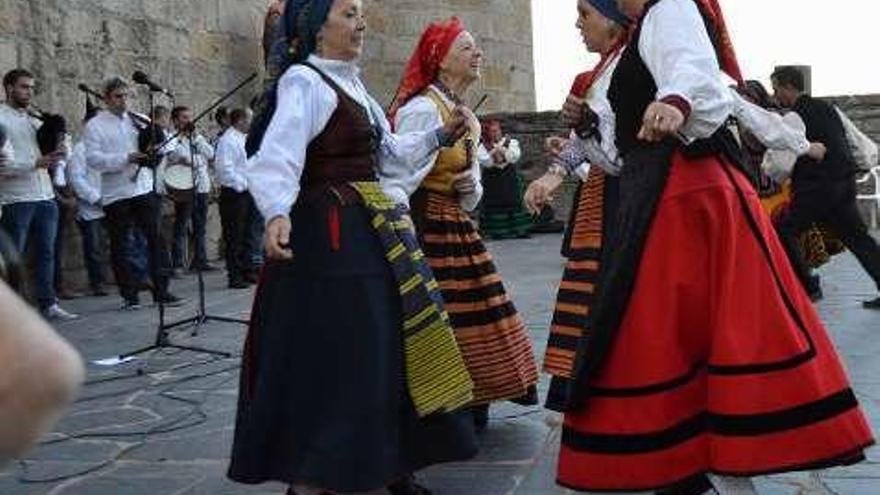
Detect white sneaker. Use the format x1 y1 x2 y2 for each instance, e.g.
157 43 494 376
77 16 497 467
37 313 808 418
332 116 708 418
43 304 80 321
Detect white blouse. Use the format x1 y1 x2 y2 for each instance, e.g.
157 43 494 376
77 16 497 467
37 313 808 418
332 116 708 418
478 138 522 170
246 54 442 223
392 86 483 212
640 0 733 142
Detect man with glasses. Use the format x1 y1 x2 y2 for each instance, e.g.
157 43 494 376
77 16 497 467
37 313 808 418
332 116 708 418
83 76 184 310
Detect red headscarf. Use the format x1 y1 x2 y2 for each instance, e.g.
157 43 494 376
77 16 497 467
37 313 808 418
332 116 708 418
388 17 465 123
695 0 743 85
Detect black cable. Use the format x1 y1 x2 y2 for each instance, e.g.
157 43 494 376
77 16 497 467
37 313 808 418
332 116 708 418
16 356 241 484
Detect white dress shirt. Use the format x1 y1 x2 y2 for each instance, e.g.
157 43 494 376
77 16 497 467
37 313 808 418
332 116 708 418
0 103 55 204
393 86 483 212
246 54 442 223
214 127 249 192
68 140 104 221
159 133 214 194
83 110 153 206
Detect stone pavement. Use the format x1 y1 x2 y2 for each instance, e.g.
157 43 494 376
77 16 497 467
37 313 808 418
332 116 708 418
0 233 878 495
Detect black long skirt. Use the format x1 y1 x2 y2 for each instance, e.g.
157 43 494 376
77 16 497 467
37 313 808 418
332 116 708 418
227 201 477 492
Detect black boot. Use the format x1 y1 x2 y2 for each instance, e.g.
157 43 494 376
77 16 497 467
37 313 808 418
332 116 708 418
472 404 490 430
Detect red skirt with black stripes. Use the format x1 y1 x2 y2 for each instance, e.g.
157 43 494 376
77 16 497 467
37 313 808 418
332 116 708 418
410 189 539 405
558 151 874 492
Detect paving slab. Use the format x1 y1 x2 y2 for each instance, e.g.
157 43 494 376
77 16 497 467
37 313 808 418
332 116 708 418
2 232 878 494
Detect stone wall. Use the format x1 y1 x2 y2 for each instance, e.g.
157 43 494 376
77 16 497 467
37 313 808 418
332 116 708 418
362 0 535 113
1 0 536 292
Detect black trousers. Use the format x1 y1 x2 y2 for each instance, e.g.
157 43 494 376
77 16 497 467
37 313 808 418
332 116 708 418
171 192 209 268
104 193 171 301
777 179 880 293
219 187 255 283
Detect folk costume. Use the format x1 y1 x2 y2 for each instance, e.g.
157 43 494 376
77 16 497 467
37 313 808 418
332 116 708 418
228 2 477 492
554 0 874 491
477 122 532 239
388 18 539 409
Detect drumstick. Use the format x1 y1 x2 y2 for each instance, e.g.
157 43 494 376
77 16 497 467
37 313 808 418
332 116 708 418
472 94 489 113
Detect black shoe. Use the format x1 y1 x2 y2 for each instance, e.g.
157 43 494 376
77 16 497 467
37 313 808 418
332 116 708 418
863 296 880 309
387 476 432 495
91 285 110 297
156 293 186 307
809 287 824 302
228 279 250 289
121 298 142 311
472 404 489 430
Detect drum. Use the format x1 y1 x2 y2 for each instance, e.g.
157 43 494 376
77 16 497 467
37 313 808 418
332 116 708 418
164 164 194 203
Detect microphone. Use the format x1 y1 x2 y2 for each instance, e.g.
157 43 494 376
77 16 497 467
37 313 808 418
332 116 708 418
77 83 105 101
132 71 174 98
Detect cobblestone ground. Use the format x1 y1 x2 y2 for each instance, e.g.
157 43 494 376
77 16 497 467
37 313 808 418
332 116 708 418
0 233 877 495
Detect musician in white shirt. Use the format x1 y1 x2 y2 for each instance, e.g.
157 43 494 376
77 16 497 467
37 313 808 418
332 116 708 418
214 108 255 288
0 68 77 320
161 106 215 273
83 76 183 309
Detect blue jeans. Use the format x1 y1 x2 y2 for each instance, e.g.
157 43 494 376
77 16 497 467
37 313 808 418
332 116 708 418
125 227 150 284
77 218 105 289
1 200 59 309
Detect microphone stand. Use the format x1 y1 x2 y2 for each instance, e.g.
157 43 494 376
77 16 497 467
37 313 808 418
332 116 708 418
118 75 257 361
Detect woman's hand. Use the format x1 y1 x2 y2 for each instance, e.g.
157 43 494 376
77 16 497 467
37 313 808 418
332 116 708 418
264 215 293 260
452 170 476 196
544 136 567 157
806 142 827 161
638 101 685 142
441 105 479 145
524 172 564 215
562 95 585 128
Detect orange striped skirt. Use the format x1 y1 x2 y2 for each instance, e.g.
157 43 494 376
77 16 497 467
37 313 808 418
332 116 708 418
410 189 539 404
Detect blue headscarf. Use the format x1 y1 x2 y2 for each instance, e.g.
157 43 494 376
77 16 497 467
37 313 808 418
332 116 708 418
587 0 630 26
246 0 334 156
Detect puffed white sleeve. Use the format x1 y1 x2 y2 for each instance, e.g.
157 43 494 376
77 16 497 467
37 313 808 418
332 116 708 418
246 67 335 224
639 0 733 141
378 96 443 206
731 90 809 155
761 112 807 183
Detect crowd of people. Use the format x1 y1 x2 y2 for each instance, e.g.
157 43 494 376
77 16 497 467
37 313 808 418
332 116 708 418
1 0 879 493
0 69 265 317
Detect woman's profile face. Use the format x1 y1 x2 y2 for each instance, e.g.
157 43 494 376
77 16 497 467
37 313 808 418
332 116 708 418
440 31 483 85
319 0 367 61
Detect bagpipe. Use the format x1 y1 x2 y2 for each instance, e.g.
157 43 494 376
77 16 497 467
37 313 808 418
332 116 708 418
27 106 70 156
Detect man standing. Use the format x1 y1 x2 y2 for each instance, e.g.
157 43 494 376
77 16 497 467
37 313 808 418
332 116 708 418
0 69 78 320
772 67 880 308
162 106 215 273
83 76 183 310
214 108 255 289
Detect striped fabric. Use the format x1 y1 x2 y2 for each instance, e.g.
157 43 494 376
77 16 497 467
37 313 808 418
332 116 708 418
350 182 474 417
544 167 606 379
413 189 539 404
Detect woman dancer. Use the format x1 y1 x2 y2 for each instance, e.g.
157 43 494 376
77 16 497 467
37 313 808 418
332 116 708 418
387 17 539 429
228 1 480 494
533 0 873 492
